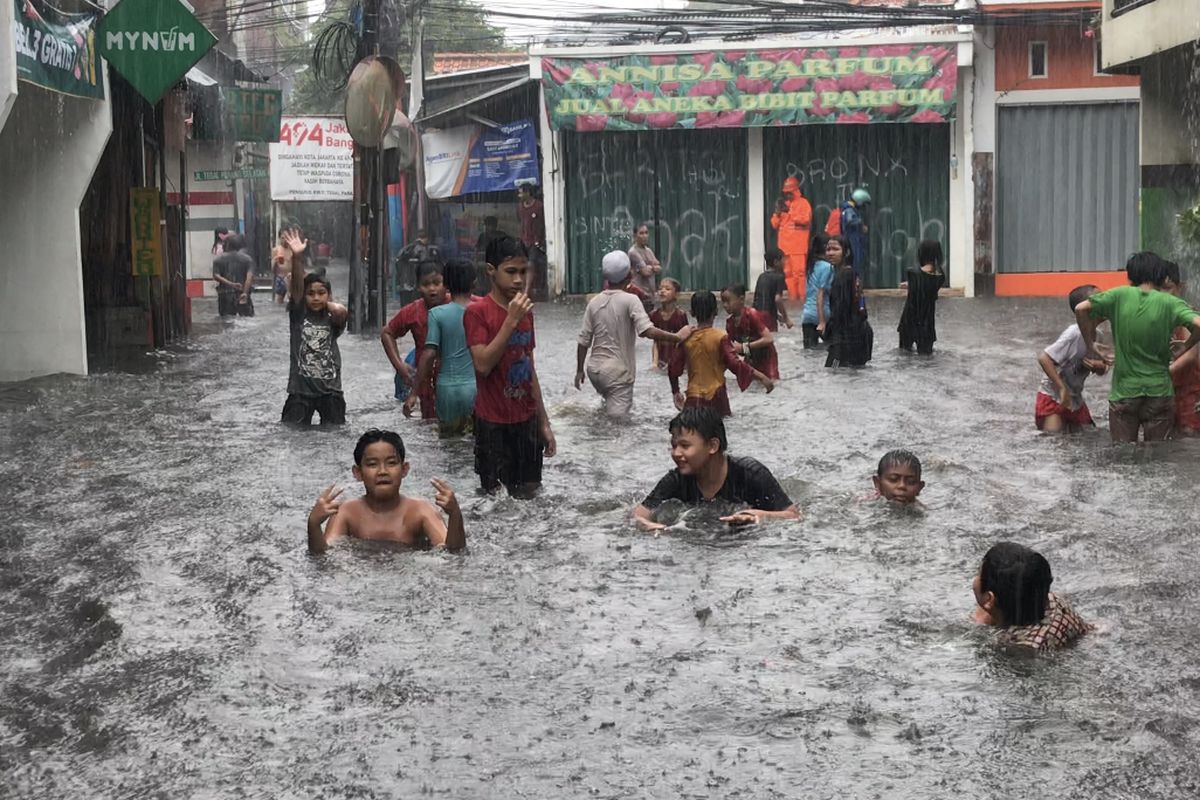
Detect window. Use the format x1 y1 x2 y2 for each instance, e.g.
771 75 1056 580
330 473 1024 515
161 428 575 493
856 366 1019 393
1094 40 1104 76
1114 0 1159 16
1029 41 1048 79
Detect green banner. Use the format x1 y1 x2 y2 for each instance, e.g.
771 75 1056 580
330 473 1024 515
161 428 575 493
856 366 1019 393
223 87 282 142
12 0 104 100
542 45 957 132
98 0 217 104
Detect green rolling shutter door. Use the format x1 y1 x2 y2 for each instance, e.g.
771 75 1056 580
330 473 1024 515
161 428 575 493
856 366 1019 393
762 124 950 289
563 129 749 294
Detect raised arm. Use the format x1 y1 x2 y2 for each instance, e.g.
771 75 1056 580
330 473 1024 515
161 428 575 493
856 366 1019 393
283 229 307 300
428 479 466 552
640 324 693 344
306 485 345 554
1074 299 1100 357
469 294 530 376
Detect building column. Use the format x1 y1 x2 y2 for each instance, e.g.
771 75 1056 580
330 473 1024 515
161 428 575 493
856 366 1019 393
950 48 976 299
746 127 766 290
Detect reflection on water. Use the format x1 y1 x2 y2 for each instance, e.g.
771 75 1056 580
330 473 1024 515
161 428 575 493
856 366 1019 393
3 293 1200 797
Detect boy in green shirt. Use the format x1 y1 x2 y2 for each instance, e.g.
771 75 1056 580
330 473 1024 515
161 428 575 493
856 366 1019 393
1075 252 1200 442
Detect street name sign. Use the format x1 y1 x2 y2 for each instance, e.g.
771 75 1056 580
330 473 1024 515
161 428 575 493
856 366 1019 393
194 168 268 181
98 0 217 104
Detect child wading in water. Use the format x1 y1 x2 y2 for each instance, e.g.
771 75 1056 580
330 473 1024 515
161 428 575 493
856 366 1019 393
870 450 925 506
1165 261 1200 435
824 236 873 368
972 542 1092 652
280 232 348 426
307 429 465 553
722 283 779 380
383 262 448 420
404 259 477 436
752 248 793 332
1035 284 1108 434
897 239 945 354
650 278 688 370
668 290 774 418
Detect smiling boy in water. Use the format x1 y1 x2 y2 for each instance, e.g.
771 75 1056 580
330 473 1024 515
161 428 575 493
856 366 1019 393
870 449 925 506
633 407 799 529
307 429 465 553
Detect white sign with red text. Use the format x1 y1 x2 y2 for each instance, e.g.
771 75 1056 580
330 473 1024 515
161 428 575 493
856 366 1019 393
269 116 354 201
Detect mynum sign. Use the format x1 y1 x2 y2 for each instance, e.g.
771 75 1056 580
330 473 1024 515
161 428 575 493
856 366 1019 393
98 0 217 103
541 44 957 131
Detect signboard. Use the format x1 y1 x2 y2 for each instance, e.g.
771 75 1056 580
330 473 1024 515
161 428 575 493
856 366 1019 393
223 87 282 142
422 119 539 199
12 0 104 100
194 168 268 181
130 188 163 277
541 45 957 131
98 0 217 103
268 116 355 202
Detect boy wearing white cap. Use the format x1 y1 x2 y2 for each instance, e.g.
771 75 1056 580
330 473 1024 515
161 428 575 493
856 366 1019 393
575 251 692 416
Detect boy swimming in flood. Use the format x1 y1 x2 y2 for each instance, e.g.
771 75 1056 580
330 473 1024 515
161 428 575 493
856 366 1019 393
633 407 799 530
307 429 465 553
871 449 925 506
972 542 1091 652
1035 285 1108 434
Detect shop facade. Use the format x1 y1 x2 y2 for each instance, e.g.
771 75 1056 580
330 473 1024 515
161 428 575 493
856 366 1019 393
533 32 975 296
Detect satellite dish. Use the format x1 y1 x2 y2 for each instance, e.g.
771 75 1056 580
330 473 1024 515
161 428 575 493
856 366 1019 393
384 109 417 170
345 56 398 147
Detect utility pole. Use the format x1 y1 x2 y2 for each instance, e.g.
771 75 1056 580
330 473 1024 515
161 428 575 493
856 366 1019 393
350 0 384 333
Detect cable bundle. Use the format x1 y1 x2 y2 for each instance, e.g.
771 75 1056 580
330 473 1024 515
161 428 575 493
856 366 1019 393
311 18 360 92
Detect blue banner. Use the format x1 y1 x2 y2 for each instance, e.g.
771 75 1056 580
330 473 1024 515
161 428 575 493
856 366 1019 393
423 119 539 199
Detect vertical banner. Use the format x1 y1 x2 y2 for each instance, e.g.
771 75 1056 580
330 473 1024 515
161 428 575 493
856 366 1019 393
12 0 104 100
130 188 164 277
542 45 957 131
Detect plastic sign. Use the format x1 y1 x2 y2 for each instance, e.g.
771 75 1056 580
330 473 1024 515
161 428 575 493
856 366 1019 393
12 0 104 100
98 0 217 103
269 116 354 202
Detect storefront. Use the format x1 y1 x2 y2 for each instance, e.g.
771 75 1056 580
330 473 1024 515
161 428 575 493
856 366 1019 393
534 34 973 294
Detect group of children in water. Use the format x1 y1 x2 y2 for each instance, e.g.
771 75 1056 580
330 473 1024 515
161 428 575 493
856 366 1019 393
265 227 1123 655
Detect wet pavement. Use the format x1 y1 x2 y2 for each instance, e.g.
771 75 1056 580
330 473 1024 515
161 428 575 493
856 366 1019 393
3 279 1200 798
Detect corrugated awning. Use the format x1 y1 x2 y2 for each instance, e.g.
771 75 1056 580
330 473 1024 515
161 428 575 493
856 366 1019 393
417 77 532 125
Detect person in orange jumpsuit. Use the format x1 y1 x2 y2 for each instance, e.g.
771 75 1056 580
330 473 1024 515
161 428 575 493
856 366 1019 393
770 176 813 301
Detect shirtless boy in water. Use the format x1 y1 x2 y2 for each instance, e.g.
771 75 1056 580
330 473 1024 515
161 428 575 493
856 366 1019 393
307 429 466 553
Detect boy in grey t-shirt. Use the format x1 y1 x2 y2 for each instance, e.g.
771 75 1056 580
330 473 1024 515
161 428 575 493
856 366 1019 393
1035 285 1108 433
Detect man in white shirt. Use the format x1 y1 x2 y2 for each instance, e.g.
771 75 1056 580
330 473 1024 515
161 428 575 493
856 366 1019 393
575 251 691 416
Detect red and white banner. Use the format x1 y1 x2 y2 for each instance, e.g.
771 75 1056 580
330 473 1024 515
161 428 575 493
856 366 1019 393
269 116 354 202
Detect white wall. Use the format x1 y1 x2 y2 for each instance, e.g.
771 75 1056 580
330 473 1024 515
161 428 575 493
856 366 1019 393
0 80 112 381
186 139 239 294
0 0 16 132
1140 52 1197 166
951 58 975 297
1102 0 1200 69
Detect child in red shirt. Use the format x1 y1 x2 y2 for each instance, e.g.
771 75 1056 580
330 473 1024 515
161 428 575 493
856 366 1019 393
650 278 687 370
721 283 779 380
381 263 448 419
463 235 556 498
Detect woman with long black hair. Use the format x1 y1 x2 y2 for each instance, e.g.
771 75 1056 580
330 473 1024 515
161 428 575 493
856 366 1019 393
824 236 873 368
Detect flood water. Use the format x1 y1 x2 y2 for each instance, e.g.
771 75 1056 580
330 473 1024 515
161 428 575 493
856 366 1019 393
4 275 1200 798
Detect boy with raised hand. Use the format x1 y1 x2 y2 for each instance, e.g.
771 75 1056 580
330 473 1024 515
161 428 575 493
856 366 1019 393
280 230 349 426
464 234 555 498
574 251 691 417
1075 252 1200 442
308 429 465 553
633 407 799 530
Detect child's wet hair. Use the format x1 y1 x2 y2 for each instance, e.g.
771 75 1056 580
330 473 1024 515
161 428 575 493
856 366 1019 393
1067 284 1099 312
669 407 727 453
417 261 444 282
723 283 748 298
486 234 528 267
979 542 1052 626
877 449 921 477
1125 251 1166 286
354 429 405 465
691 290 718 322
826 234 853 265
917 239 943 268
1164 259 1182 287
443 258 475 295
765 247 784 266
304 270 332 293
660 277 681 293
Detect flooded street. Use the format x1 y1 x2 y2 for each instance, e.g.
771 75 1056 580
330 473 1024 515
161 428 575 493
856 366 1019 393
3 283 1200 798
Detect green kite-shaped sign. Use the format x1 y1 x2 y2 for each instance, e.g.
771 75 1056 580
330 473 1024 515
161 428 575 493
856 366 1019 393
98 0 217 103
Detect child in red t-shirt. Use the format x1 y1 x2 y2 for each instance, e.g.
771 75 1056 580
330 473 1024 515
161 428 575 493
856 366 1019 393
463 235 556 498
381 263 448 419
650 278 687 370
721 283 779 380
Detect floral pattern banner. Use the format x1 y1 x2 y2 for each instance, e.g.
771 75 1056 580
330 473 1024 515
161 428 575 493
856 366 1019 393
541 45 957 131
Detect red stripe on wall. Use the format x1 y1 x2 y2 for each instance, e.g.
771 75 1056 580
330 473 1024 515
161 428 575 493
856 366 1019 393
168 191 236 205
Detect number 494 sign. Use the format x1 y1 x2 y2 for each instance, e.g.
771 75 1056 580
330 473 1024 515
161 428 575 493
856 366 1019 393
99 0 217 104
